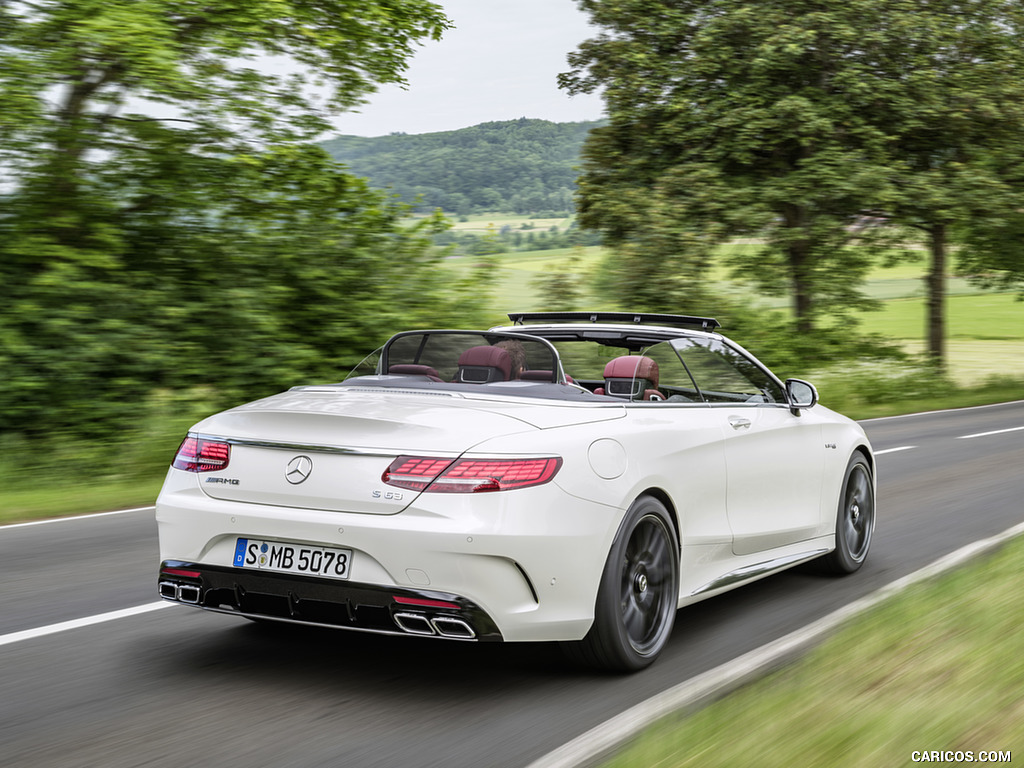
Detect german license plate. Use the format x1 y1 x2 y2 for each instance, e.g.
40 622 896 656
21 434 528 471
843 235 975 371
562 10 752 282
233 538 352 580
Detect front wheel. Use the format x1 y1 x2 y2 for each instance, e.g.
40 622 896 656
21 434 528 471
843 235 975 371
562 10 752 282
565 496 679 672
820 453 875 574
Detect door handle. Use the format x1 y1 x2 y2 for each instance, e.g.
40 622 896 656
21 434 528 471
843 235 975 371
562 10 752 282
729 417 752 430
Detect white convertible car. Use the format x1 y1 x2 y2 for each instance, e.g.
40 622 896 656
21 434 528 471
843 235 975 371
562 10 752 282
157 312 875 671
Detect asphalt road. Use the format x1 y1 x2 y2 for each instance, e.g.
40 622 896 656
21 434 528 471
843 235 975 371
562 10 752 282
2 401 1023 768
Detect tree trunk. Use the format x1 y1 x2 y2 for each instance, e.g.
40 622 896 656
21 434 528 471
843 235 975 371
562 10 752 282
783 204 814 333
926 224 947 368
792 269 814 334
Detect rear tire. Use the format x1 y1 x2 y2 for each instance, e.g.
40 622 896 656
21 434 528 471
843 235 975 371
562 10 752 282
820 453 874 574
565 496 679 672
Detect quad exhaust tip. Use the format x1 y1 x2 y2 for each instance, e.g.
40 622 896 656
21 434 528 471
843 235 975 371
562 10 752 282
160 579 477 638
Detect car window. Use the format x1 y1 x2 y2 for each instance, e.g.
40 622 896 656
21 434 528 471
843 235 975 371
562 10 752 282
382 332 560 383
549 340 624 384
669 338 784 404
641 341 703 402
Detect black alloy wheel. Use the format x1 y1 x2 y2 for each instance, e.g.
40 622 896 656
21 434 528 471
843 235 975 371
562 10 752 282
565 495 679 672
821 453 875 574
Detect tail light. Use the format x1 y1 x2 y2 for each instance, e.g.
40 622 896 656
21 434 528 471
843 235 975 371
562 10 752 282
382 455 562 493
382 456 456 491
172 435 231 472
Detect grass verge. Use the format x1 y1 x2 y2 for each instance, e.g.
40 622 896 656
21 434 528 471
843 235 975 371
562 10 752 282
602 535 1024 768
0 477 166 525
820 376 1024 421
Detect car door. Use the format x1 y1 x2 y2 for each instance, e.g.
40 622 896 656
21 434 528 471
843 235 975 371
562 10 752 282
666 338 826 556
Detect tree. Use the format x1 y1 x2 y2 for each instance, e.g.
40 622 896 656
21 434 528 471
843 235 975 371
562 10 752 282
560 1 896 332
0 0 449 238
560 0 1024 362
0 1 460 440
866 4 1024 364
531 249 583 311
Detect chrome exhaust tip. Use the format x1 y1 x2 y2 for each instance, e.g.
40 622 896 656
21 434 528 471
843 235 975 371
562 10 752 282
393 612 436 635
431 616 476 639
177 584 201 604
159 581 201 604
158 581 179 600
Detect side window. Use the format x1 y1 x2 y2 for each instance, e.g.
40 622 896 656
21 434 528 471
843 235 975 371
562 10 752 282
672 338 784 404
642 341 702 402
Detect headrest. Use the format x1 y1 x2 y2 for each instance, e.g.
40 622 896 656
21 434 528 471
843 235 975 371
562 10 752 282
456 346 512 383
603 356 659 387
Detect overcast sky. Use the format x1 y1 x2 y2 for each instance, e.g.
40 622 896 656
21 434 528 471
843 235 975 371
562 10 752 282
328 0 606 138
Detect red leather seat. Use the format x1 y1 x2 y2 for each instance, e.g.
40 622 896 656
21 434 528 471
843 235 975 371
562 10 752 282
598 356 663 400
456 346 512 383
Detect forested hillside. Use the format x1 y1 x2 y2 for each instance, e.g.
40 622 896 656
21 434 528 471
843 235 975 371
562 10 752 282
321 118 603 215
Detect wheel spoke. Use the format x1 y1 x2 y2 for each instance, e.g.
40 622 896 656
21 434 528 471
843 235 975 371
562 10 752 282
621 597 644 639
619 561 633 603
645 570 668 589
633 520 657 556
851 470 869 505
646 526 669 565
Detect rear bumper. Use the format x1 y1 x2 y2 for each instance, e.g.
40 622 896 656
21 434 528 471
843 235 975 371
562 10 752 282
155 467 623 641
158 560 503 641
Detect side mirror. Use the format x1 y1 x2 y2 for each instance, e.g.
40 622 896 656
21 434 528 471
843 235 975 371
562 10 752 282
786 378 818 415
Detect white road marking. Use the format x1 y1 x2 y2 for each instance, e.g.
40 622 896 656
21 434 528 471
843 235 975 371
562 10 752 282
874 446 916 455
0 602 172 648
957 426 1024 440
528 519 1024 768
1 506 155 531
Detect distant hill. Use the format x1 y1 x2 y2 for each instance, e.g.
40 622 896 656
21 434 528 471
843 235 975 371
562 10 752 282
320 118 603 216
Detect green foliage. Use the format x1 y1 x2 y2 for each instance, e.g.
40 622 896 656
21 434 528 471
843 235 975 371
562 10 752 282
0 0 496 446
812 359 957 412
562 1 902 331
0 142 487 438
321 118 603 214
0 388 218 484
562 0 1024 358
530 249 584 311
957 210 1024 296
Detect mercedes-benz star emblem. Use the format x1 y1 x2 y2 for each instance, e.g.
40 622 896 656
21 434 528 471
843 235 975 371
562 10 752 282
285 455 313 485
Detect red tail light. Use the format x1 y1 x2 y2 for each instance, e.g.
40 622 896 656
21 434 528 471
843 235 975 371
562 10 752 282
382 456 562 493
382 456 455 491
172 435 231 472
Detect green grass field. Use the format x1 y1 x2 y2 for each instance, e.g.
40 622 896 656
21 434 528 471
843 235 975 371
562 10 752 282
443 221 1024 385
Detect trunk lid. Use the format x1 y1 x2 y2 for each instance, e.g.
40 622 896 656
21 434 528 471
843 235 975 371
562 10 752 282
190 386 622 514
